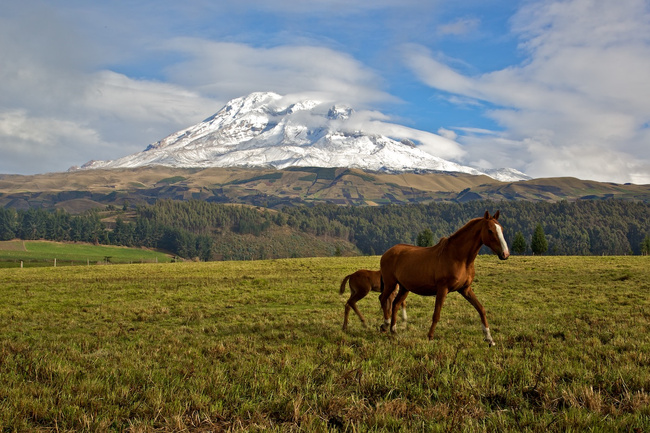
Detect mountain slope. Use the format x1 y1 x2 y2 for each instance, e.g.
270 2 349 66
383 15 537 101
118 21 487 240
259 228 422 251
2 166 648 213
74 92 529 182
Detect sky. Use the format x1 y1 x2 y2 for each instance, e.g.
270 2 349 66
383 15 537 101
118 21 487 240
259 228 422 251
1 0 649 184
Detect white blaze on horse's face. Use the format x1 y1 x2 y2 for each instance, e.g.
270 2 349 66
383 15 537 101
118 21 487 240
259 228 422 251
495 224 509 259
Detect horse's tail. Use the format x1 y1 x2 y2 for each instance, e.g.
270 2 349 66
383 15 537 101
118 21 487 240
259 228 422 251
339 274 352 294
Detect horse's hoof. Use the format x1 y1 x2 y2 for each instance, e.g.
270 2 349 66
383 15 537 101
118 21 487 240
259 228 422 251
379 324 389 333
487 340 496 347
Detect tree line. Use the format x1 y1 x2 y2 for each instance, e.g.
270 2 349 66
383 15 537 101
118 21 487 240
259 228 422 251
0 199 649 260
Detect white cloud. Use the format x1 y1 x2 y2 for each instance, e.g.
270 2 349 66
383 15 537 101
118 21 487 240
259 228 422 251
0 110 105 174
404 45 477 96
0 61 221 173
83 71 217 126
355 120 466 161
280 106 466 160
437 127 457 141
404 0 650 184
161 38 393 108
437 17 480 37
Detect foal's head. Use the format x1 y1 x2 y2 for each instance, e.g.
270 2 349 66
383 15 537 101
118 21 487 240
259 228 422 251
480 210 510 260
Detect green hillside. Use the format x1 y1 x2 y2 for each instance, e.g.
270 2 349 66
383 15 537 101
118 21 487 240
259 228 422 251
0 240 172 267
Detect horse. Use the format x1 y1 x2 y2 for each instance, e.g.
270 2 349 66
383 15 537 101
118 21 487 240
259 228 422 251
379 211 509 346
340 269 407 330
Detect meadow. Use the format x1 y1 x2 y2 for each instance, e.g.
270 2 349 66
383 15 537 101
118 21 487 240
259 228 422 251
0 240 172 267
0 255 649 432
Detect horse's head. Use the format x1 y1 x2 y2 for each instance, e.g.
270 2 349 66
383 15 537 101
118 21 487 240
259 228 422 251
481 210 510 260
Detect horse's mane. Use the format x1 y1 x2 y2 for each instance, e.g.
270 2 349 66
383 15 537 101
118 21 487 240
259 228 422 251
443 217 485 248
435 236 448 246
449 218 483 239
432 217 485 256
434 236 449 256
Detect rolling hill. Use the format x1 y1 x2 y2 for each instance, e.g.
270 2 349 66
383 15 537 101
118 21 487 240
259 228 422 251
1 166 648 213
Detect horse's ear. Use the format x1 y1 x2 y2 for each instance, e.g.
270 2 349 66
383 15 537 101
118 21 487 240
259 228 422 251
494 210 500 220
484 210 490 219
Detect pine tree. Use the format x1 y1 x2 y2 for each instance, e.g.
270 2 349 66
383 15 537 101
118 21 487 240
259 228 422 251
641 235 650 256
416 228 434 247
531 223 548 255
512 231 527 255
0 208 17 241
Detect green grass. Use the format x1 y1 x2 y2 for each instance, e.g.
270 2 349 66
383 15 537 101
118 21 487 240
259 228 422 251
0 240 172 267
0 256 649 431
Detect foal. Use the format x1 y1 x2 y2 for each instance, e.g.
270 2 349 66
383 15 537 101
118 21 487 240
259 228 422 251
340 269 406 330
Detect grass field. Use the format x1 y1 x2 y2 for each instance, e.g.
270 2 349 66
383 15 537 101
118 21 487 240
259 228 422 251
0 240 172 267
0 255 649 431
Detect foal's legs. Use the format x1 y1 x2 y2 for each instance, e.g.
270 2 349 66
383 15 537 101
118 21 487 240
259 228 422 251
460 286 495 346
427 287 449 340
343 285 371 330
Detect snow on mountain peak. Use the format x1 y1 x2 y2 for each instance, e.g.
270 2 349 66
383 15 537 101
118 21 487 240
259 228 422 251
328 105 353 120
74 92 529 181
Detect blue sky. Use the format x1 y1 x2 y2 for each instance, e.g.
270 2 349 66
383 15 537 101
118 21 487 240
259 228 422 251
1 0 649 183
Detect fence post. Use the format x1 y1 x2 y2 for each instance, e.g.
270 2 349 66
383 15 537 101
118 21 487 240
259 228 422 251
20 261 23 268
54 258 57 267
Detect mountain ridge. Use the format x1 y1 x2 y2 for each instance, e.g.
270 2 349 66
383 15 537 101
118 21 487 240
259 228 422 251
72 92 529 182
2 166 648 213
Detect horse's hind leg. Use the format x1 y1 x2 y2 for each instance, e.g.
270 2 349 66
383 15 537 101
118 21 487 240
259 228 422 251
343 303 351 330
427 287 448 340
400 301 408 329
460 286 495 346
389 287 409 333
379 278 398 332
343 287 370 330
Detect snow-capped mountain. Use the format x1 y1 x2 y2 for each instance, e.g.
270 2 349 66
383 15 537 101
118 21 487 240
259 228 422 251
74 92 529 182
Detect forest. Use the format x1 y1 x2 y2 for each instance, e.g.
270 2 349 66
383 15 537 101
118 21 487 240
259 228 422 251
0 199 649 260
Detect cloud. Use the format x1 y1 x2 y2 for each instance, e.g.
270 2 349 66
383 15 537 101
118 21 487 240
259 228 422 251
272 104 466 161
404 45 478 96
341 112 466 160
437 17 480 36
0 110 105 174
404 0 650 184
437 128 457 141
83 71 216 126
160 38 393 108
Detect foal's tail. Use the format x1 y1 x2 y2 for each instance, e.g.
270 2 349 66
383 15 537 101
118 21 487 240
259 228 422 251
339 274 352 294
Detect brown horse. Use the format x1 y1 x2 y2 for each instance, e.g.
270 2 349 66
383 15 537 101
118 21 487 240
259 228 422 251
340 269 406 330
379 211 509 346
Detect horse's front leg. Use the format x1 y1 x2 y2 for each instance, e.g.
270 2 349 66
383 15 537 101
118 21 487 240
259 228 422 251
427 287 448 340
460 286 495 346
